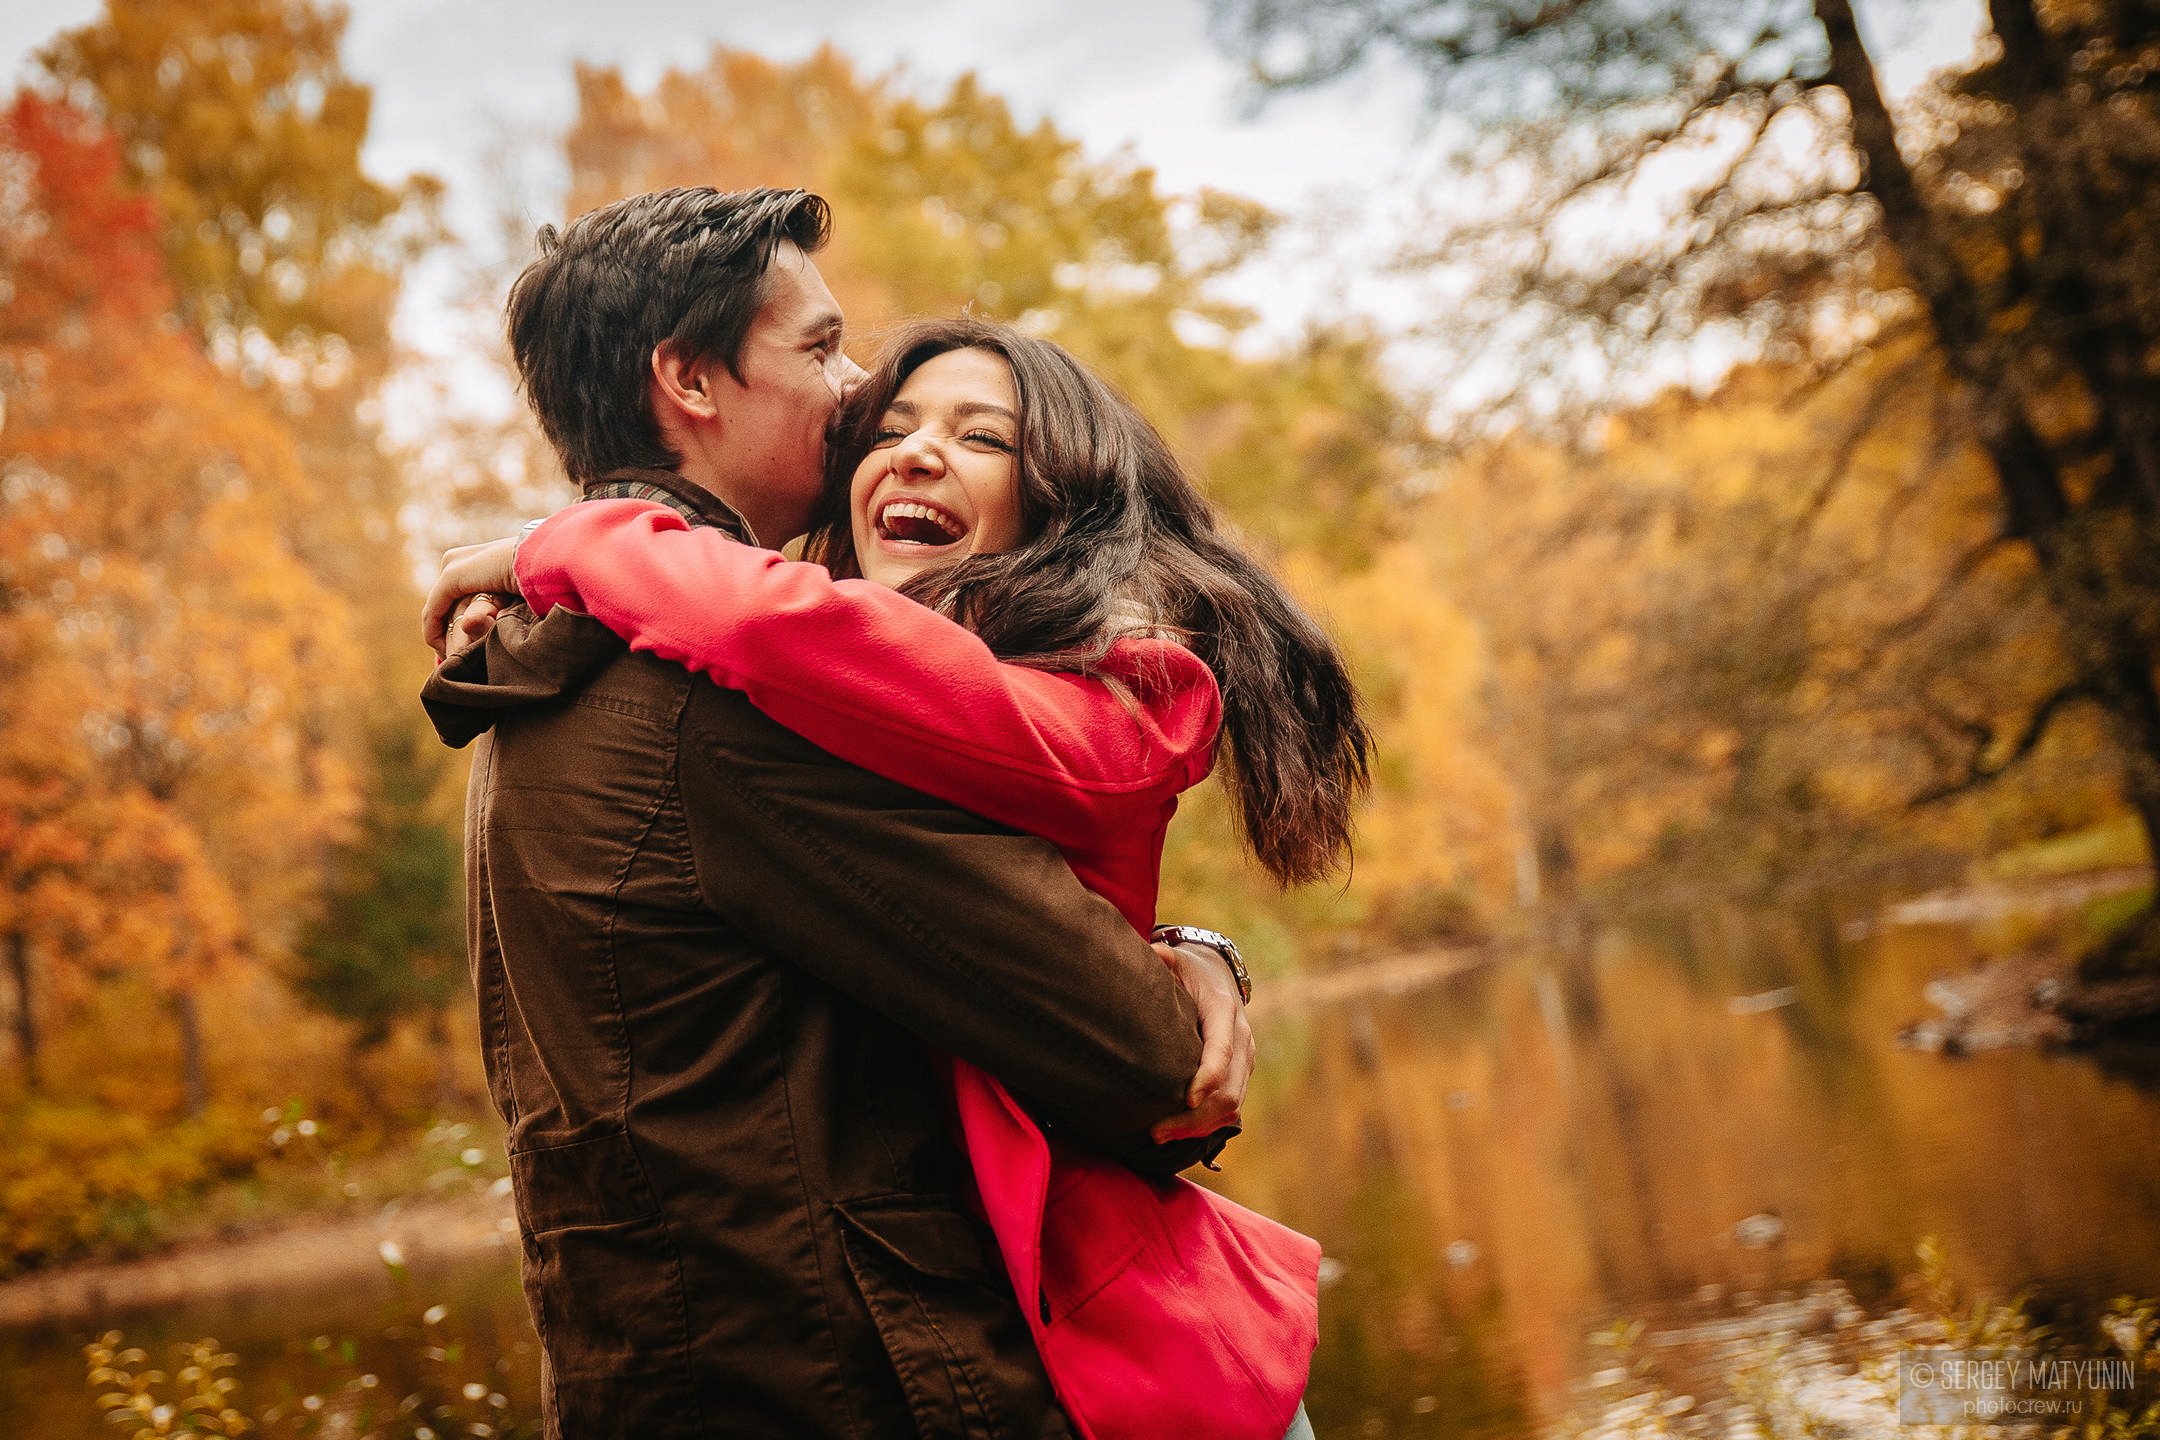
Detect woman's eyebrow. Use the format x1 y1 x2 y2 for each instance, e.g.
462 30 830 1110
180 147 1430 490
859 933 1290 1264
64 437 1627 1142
953 402 1016 423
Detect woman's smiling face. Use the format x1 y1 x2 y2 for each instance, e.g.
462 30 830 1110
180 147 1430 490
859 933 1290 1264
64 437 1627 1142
849 347 1029 589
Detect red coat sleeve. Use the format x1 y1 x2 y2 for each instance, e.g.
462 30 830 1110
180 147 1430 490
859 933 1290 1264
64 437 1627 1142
515 499 1222 851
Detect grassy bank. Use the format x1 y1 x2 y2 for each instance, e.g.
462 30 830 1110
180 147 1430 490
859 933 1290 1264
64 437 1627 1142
0 1097 507 1283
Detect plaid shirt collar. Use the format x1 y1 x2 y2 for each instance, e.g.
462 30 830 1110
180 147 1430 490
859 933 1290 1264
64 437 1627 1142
582 467 754 544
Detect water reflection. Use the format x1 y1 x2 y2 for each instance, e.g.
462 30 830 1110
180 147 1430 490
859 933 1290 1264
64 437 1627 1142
1225 918 2160 1436
6 918 2158 1438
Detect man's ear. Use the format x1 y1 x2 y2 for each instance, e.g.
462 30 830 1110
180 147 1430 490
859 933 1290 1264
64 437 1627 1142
651 340 722 425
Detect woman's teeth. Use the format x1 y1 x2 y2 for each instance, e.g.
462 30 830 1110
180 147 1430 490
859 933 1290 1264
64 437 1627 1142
878 501 966 546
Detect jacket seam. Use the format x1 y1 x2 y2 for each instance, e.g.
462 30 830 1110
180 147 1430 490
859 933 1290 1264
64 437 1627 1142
838 1214 1011 1439
473 739 519 1132
598 674 698 1125
637 1137 712 1437
777 976 871 1440
596 684 712 1436
596 819 655 1130
898 1262 1009 1437
571 689 681 726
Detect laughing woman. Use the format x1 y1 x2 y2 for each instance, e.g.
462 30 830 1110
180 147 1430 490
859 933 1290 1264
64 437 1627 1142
429 317 1368 1440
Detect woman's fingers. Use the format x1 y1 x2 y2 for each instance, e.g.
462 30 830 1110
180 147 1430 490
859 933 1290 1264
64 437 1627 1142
423 536 523 657
1190 998 1233 1102
1149 941 1253 1144
445 594 504 663
1179 1005 1252 1135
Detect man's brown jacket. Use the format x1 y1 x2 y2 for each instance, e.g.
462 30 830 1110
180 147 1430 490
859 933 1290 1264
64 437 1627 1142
422 550 1219 1438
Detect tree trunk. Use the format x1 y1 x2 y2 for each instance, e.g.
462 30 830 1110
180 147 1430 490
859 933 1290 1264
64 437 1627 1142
174 987 207 1119
6 931 37 1092
1818 0 2160 969
1983 0 2160 529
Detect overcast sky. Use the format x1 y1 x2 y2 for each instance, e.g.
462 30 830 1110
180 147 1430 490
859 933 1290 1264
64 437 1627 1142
2 0 1988 422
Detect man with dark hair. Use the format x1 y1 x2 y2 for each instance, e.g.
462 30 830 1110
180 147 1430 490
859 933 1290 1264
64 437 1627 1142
420 186 1252 1438
504 186 855 545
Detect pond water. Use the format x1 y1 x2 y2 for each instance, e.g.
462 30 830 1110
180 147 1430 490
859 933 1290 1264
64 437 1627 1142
6 910 2159 1436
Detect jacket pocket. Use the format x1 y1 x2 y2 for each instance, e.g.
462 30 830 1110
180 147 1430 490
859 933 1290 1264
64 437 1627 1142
511 1133 705 1437
509 1130 659 1234
835 1195 1070 1440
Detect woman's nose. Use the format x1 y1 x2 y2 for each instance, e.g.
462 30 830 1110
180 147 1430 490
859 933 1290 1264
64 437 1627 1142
894 432 945 477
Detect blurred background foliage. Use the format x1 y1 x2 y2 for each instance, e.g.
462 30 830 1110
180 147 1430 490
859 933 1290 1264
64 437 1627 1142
1 0 2157 1281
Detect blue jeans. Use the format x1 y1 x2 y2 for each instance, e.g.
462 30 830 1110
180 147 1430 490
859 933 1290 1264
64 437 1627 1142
1284 1402 1317 1440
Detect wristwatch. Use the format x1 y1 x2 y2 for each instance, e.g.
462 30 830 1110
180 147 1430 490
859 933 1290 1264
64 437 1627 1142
1150 924 1251 1005
507 515 548 583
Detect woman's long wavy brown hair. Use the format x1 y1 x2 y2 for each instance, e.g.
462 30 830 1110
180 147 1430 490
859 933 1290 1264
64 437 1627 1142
807 317 1371 886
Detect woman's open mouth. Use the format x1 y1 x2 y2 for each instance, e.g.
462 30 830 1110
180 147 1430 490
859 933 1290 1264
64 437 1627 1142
875 498 969 550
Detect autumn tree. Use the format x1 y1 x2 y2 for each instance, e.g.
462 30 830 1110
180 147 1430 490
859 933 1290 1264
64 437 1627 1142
32 1 473 1086
1216 0 2160 971
1438 345 2114 921
38 0 435 364
41 0 444 652
0 93 356 1112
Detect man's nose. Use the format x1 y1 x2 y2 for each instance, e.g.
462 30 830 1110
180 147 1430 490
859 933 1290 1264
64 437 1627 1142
838 353 868 396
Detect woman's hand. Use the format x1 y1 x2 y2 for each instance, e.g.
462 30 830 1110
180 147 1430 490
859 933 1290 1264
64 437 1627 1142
423 536 523 659
444 593 508 663
1149 940 1254 1146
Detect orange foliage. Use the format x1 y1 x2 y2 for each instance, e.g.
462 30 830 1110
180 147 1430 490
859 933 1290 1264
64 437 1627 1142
1 93 357 1064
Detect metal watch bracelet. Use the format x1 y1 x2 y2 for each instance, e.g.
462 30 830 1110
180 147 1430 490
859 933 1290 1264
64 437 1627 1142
1150 924 1251 1005
506 515 547 586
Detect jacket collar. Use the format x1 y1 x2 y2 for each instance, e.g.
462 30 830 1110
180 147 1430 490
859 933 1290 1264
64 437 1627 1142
584 467 756 545
420 469 758 748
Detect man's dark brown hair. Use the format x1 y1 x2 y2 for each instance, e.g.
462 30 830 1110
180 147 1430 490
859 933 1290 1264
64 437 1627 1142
506 186 832 482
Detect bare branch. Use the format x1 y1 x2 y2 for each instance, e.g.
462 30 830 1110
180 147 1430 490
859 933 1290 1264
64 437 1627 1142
1872 534 2019 648
1771 350 1932 558
1909 679 2096 805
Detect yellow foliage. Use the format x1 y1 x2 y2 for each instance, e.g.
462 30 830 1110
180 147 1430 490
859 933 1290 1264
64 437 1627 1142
1433 345 2118 902
1310 543 1521 924
0 1099 262 1275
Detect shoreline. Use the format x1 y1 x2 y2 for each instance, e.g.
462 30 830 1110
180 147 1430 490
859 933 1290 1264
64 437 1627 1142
1252 944 1491 1013
0 949 1494 1330
0 1187 517 1330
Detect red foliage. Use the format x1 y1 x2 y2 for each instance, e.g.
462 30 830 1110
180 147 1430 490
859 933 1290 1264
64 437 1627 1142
0 92 170 345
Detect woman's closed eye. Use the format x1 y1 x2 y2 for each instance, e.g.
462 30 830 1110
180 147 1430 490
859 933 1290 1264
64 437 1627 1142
870 424 1010 452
